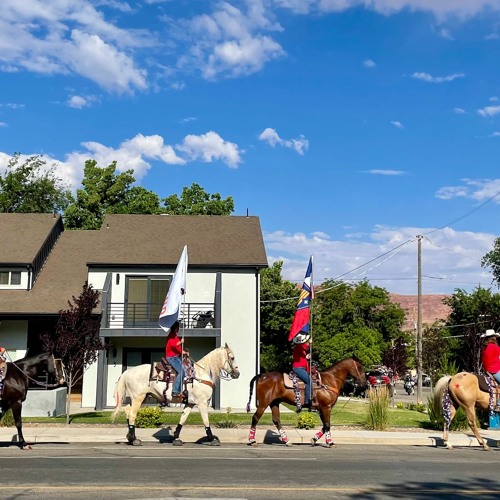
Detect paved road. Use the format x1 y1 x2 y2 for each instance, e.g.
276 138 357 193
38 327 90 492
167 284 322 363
1 442 499 499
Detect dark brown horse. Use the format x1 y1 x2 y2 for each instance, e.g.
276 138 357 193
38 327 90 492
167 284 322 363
0 352 65 449
246 357 366 447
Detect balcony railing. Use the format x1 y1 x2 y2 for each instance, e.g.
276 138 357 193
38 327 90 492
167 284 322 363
105 302 216 329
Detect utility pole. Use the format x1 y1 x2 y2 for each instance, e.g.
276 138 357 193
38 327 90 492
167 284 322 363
416 235 423 404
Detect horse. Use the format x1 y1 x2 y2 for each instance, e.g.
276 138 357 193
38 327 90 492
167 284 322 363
432 372 498 450
0 352 65 450
246 357 367 447
112 343 240 446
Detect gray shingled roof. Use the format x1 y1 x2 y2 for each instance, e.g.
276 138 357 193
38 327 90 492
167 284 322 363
0 214 268 315
0 213 62 264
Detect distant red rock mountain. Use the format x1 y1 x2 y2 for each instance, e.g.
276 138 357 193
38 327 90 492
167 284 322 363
389 294 451 331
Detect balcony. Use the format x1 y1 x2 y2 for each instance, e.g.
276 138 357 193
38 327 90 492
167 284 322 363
105 302 216 329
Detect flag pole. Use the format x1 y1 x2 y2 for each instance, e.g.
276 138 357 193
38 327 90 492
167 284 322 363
308 255 314 404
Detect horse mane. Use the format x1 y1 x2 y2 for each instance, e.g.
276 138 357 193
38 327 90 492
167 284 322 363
14 352 51 371
195 346 227 382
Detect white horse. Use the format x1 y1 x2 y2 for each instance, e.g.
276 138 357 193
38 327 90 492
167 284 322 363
112 343 240 446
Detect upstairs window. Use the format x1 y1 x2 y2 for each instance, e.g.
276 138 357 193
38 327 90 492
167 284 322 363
0 270 21 286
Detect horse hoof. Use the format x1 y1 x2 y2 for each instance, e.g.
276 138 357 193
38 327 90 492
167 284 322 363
284 441 293 447
22 444 32 451
327 443 336 449
247 441 257 447
127 439 142 446
173 439 184 446
210 438 221 447
310 438 316 447
483 445 491 451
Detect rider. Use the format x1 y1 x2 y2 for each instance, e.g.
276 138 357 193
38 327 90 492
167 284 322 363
165 321 189 403
292 333 313 410
0 346 7 401
481 329 500 384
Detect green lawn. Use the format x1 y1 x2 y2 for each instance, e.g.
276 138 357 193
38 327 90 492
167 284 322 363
8 401 432 429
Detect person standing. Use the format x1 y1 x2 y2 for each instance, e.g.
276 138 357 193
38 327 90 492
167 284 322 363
165 321 188 403
292 334 312 409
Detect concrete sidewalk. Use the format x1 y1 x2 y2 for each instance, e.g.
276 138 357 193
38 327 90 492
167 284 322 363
1 424 500 447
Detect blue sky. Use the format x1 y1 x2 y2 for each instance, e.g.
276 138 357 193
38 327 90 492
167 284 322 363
2 1 500 295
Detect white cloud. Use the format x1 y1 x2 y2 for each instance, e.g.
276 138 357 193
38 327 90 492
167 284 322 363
390 121 404 129
265 224 494 294
489 132 500 137
478 105 500 117
367 169 406 176
439 28 454 40
411 72 465 83
436 178 500 202
176 131 242 167
453 107 466 114
67 94 98 109
0 122 6 127
489 96 499 102
363 59 376 68
258 128 309 155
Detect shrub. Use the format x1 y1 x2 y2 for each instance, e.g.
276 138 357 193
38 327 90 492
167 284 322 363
215 407 237 428
407 403 427 413
0 409 14 427
296 412 318 429
135 406 163 428
396 402 405 410
365 386 389 430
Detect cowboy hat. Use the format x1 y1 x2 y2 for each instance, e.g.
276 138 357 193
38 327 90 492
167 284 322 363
481 329 500 338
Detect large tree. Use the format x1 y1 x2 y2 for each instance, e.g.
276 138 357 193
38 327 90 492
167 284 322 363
41 282 107 423
64 160 163 229
443 287 500 372
259 261 299 372
163 182 234 215
0 154 71 213
312 280 406 369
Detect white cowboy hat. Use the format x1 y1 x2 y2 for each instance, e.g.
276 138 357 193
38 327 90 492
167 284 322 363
292 333 311 344
481 329 500 338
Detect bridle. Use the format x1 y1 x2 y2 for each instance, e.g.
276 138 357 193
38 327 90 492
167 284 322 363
9 354 65 388
220 346 239 381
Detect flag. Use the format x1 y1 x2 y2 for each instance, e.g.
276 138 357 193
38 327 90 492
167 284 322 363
159 245 188 332
288 256 314 341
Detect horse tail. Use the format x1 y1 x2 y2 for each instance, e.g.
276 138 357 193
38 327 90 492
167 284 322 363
112 372 127 422
246 374 261 413
432 375 451 421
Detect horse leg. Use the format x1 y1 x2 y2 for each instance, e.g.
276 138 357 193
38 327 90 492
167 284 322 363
312 407 334 449
271 401 291 447
172 403 194 446
126 397 144 446
11 401 30 450
248 404 266 446
465 406 490 451
199 402 220 446
443 405 455 450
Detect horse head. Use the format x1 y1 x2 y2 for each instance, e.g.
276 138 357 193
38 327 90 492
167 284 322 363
348 356 367 388
222 343 240 380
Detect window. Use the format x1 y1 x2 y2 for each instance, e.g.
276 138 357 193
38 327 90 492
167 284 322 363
0 270 22 286
125 276 171 326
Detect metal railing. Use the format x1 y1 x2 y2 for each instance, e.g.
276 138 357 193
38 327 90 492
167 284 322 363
105 302 216 329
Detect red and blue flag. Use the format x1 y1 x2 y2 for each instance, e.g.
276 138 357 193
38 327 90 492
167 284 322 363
288 256 314 341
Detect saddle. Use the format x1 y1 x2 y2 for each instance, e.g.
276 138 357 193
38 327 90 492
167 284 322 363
283 368 321 408
151 358 174 383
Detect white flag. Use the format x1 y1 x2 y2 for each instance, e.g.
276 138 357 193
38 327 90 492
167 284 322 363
159 245 188 332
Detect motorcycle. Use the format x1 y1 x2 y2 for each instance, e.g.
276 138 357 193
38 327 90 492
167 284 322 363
404 379 414 395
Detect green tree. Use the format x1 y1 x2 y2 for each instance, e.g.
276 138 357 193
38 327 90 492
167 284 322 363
163 183 234 215
259 261 299 372
481 239 500 288
444 287 500 372
382 337 409 380
0 154 71 213
64 160 163 229
421 323 451 384
312 280 406 369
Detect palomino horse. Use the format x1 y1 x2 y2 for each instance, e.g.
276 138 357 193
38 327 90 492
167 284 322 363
246 357 366 447
0 352 65 449
432 373 497 450
113 343 240 446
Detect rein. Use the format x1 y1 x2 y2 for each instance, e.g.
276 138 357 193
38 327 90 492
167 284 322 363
8 355 63 389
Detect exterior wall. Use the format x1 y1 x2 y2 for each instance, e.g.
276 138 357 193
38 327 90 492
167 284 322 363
82 359 98 407
219 271 259 409
0 319 28 360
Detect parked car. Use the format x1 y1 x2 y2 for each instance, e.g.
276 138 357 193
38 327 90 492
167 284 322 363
340 377 366 398
366 371 391 387
411 373 432 387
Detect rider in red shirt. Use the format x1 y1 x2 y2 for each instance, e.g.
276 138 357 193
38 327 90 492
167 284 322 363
481 330 500 384
165 322 189 402
292 334 312 409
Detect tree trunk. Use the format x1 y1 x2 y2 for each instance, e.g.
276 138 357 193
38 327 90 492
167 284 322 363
65 372 73 425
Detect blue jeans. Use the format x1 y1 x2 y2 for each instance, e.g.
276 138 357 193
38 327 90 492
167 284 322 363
167 356 183 394
492 371 500 384
293 367 312 404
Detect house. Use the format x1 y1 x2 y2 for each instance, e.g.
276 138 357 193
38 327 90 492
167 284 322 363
0 213 268 410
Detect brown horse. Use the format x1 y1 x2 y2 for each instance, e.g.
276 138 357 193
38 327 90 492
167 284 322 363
432 373 497 450
246 357 366 447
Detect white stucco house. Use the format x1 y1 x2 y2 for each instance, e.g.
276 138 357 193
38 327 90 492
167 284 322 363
0 213 268 410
